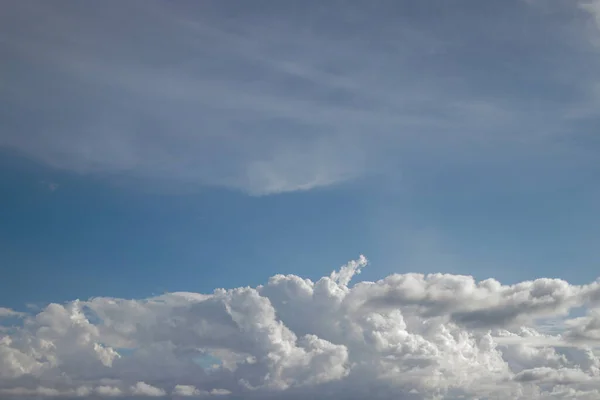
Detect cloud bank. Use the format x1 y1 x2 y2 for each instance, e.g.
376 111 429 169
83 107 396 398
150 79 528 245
3 257 600 399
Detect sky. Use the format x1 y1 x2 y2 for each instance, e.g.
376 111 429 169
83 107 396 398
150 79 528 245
1 0 600 399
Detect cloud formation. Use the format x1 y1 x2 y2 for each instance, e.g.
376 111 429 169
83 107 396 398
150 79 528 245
1 1 600 195
0 308 24 318
2 257 600 399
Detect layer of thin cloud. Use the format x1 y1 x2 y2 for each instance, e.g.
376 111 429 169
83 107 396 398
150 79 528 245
2 1 600 195
2 257 600 399
0 308 24 318
579 0 600 29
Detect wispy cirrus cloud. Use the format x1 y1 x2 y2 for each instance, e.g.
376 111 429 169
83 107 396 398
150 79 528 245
1 1 599 195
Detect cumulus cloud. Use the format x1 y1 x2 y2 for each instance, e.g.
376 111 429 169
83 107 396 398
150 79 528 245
563 308 600 343
131 382 167 397
2 257 600 399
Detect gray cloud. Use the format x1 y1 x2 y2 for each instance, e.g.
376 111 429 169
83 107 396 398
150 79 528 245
0 308 25 318
1 1 599 195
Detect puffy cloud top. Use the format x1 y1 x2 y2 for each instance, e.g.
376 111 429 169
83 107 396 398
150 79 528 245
2 257 600 399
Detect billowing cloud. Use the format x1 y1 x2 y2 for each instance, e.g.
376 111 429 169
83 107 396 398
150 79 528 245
564 308 600 343
2 257 600 399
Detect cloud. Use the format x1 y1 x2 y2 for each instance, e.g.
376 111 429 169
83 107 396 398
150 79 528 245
172 386 231 398
514 367 592 385
563 308 600 343
0 308 24 318
173 385 199 397
2 1 600 195
131 382 167 397
2 257 600 399
579 0 600 30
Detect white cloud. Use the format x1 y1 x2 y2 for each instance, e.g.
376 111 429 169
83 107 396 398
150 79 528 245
579 0 600 29
95 386 122 397
172 386 231 398
2 257 600 399
0 387 60 397
208 389 231 396
0 308 24 318
173 385 201 397
564 308 600 343
131 382 167 397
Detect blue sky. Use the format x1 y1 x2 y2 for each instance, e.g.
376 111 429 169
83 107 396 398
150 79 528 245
5 2 600 399
2 0 600 309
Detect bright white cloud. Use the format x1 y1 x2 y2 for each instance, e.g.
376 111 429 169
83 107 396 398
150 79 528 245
2 257 600 399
